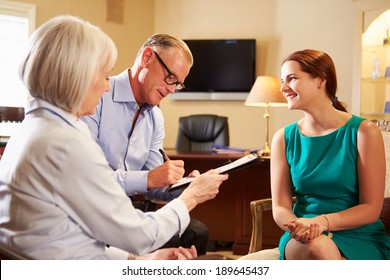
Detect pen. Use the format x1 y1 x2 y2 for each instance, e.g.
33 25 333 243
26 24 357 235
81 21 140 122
159 148 170 162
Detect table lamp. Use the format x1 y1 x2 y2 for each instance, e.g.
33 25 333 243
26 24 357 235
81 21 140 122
245 76 287 158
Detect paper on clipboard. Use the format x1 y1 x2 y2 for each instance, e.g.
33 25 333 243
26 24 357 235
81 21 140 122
166 153 261 191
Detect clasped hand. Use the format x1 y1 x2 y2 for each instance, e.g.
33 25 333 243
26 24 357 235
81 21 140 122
139 245 198 260
284 217 324 243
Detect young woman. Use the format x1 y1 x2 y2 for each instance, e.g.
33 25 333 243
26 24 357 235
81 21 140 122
272 49 390 260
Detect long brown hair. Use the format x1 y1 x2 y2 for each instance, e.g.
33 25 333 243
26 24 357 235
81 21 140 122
283 49 347 112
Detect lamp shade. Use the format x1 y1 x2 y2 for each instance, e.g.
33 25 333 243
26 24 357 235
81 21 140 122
245 76 286 107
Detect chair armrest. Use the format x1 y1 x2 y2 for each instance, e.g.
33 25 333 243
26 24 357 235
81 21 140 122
249 197 296 254
249 198 273 254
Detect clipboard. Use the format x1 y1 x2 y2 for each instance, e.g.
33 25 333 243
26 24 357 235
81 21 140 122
166 152 262 191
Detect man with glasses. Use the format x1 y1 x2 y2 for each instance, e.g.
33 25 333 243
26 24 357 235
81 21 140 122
81 34 209 255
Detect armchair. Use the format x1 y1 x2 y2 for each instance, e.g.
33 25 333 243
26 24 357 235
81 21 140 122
238 197 294 260
239 197 390 260
248 197 296 254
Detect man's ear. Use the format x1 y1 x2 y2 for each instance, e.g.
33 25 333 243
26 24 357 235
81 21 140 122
140 47 153 67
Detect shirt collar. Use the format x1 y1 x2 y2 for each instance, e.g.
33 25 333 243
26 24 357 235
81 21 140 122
112 69 134 103
26 97 92 138
111 69 156 113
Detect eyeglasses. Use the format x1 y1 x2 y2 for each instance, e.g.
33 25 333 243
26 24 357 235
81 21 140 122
153 51 185 91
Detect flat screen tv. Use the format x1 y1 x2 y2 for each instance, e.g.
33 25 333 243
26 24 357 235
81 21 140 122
182 39 256 94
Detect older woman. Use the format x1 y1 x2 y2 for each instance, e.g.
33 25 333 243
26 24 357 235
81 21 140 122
0 15 228 260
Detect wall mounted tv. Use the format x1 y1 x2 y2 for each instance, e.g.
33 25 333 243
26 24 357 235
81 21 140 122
170 39 256 100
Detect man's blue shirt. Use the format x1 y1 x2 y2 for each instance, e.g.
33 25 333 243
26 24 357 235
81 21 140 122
81 69 178 200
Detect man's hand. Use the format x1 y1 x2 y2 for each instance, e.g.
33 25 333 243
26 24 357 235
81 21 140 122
147 160 185 189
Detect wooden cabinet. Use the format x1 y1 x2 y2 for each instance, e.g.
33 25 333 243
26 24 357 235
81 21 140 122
167 151 282 255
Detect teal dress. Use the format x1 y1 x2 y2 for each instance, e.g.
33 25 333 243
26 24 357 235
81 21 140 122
279 115 390 260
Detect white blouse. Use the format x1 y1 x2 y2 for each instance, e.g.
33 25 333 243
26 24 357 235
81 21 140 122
0 98 189 259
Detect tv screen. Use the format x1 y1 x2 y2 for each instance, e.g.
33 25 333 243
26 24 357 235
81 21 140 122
182 39 256 93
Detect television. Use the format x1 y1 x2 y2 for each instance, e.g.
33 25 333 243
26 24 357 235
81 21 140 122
171 39 256 100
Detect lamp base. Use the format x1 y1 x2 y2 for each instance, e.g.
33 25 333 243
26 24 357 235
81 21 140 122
260 145 271 159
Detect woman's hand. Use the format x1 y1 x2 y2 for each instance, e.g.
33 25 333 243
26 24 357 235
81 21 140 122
179 169 228 211
187 169 201 178
137 245 198 260
284 217 324 243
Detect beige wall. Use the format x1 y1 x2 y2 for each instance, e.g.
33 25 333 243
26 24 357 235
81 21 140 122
14 0 155 75
156 0 360 149
11 0 390 150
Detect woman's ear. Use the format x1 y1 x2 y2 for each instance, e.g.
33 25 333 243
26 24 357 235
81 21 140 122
317 79 326 89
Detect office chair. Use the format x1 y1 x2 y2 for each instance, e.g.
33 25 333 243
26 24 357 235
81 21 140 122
176 114 229 153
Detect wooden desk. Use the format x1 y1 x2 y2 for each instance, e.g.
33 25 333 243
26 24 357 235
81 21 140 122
167 150 282 255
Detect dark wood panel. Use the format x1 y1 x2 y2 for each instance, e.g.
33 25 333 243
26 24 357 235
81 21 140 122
0 106 24 122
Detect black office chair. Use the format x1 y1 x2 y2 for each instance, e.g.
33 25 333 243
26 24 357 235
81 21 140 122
176 114 229 153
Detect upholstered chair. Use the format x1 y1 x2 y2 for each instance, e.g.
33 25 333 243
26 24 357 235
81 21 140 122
176 114 229 153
